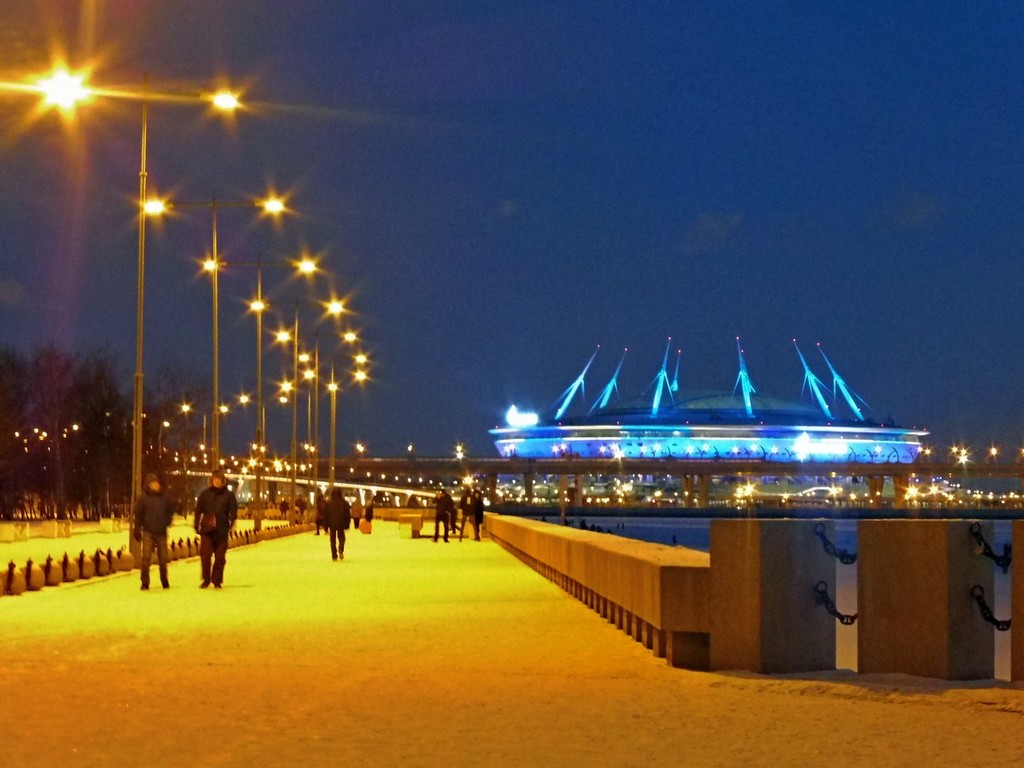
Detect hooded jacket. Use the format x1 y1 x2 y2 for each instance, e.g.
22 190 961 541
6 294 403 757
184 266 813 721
133 474 175 538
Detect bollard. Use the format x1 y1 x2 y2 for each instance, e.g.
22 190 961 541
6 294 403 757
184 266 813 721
710 519 836 673
1013 520 1023 682
78 551 95 579
859 520 994 680
62 553 80 583
44 555 63 587
94 549 110 577
24 559 45 591
116 547 135 571
6 561 26 595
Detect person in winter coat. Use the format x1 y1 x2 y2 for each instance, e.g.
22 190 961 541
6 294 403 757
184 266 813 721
193 469 238 588
324 487 351 560
314 490 327 536
456 490 471 539
459 488 485 542
132 473 175 590
433 489 454 543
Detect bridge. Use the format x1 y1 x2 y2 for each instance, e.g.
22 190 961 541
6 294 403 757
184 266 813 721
312 455 1024 508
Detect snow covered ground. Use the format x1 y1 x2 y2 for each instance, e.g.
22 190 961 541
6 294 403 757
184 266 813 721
2 520 1022 767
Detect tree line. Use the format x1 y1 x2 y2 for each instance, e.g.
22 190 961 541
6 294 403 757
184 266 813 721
0 346 206 520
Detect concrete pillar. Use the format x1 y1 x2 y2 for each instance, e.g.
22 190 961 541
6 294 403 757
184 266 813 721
486 473 498 504
683 476 695 508
1013 521 1023 682
697 474 710 508
858 520 994 680
891 475 909 509
709 520 836 673
867 476 885 505
558 474 568 524
572 475 583 506
524 472 534 503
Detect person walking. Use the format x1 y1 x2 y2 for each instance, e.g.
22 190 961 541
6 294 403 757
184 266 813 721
459 487 485 542
132 473 174 590
314 490 327 536
433 488 454 543
456 489 471 540
470 488 485 541
325 487 351 561
193 469 238 588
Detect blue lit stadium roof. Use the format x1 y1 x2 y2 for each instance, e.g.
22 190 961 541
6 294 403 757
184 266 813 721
491 340 927 463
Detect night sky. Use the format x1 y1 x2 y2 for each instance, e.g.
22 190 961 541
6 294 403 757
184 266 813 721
2 1 1024 458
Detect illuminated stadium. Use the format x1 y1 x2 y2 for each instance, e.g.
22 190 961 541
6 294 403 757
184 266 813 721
491 340 927 464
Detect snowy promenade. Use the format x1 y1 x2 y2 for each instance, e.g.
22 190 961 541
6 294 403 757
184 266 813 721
2 521 1023 767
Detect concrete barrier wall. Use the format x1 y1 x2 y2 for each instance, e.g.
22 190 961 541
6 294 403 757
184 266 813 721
710 520 837 674
485 513 710 669
1014 520 1022 682
859 520 995 680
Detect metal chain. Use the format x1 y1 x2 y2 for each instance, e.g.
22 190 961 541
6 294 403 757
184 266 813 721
968 523 1012 574
970 585 1011 632
814 581 857 625
813 523 857 565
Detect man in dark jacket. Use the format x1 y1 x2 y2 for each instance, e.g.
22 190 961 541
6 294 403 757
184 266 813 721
460 488 485 542
324 487 351 560
132 473 174 590
433 489 454 543
193 469 238 588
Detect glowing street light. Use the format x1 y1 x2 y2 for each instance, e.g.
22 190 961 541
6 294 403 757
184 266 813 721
147 192 287 467
35 68 91 111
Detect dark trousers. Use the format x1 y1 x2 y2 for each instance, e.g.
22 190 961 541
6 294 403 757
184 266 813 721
433 511 449 541
140 532 169 586
199 533 228 585
458 516 481 541
329 526 346 559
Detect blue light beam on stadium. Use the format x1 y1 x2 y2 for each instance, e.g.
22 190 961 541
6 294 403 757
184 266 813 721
590 348 628 413
793 340 832 419
733 337 756 418
671 348 682 393
553 346 598 420
817 343 867 421
648 339 675 416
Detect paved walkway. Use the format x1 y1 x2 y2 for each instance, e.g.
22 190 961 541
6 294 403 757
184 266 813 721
2 522 1022 767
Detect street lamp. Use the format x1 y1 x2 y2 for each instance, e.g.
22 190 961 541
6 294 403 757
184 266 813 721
146 193 287 469
241 253 316 523
275 298 344 506
27 66 243 557
327 348 371 491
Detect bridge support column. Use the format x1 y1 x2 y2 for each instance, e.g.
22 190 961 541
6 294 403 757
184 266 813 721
683 476 695 508
867 476 885 506
573 475 583 507
558 474 569 525
697 474 710 508
892 475 909 509
524 472 534 503
486 473 498 504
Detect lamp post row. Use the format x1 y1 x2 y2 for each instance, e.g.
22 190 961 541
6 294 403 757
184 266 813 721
21 68 371 526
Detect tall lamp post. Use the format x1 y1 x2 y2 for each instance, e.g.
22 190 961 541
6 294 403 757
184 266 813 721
27 67 242 556
327 355 370 491
275 297 344 506
247 254 316 522
146 193 285 470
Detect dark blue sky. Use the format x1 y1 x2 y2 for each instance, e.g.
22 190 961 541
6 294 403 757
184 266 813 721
2 1 1024 458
